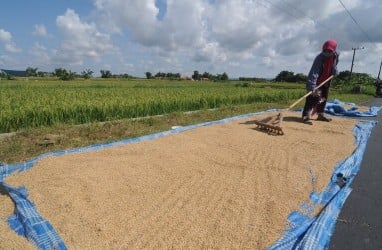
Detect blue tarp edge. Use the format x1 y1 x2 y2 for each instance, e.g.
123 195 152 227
267 120 377 250
325 99 382 117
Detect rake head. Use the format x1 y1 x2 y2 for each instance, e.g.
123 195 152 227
253 113 284 135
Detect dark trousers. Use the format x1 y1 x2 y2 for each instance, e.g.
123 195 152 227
302 84 330 117
376 84 382 97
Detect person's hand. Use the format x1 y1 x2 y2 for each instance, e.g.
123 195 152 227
311 89 321 97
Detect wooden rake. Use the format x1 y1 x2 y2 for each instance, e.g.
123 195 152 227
254 75 334 135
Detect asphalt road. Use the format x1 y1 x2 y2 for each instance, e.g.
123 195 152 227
330 97 382 250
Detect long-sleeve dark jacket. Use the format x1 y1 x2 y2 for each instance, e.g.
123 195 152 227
306 52 339 91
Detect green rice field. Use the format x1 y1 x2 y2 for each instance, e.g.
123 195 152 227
0 78 309 133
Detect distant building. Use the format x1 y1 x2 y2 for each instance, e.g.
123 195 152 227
0 69 27 76
181 75 193 80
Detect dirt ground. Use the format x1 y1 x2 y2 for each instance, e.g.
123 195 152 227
0 110 360 249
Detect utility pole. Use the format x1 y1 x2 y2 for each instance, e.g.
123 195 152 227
377 59 382 80
349 47 364 81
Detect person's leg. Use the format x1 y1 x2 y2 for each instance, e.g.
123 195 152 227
316 86 332 122
302 95 316 124
377 84 382 97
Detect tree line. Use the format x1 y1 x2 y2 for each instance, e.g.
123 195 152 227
19 67 134 80
1 67 378 85
145 71 229 81
7 67 230 81
273 70 377 86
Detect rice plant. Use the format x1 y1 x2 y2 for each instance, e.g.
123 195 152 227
0 79 305 133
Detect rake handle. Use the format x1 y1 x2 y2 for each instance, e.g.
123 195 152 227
287 75 334 110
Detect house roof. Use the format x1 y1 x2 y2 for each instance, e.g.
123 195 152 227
0 69 27 76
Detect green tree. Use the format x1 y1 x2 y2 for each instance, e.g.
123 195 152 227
81 69 93 79
294 73 307 82
145 72 152 79
192 70 200 80
337 70 351 80
275 70 295 82
100 70 112 78
26 67 38 77
60 70 76 81
0 70 7 79
54 68 66 78
155 72 165 78
221 72 229 81
37 71 46 77
202 72 210 79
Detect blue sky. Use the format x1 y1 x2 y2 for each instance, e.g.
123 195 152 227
1 0 382 78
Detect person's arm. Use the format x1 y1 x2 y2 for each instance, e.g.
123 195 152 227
306 55 323 91
332 52 339 76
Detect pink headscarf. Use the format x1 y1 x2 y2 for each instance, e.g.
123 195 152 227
318 40 337 84
322 39 337 52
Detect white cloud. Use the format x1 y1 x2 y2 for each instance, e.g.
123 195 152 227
207 1 271 52
54 9 116 66
0 29 12 42
32 24 53 38
0 53 23 70
94 0 206 51
94 0 159 41
193 42 226 62
0 55 7 65
28 43 51 68
5 43 22 53
0 28 21 53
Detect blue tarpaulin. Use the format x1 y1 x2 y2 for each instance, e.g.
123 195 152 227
1 182 67 250
0 100 379 249
325 99 382 117
268 121 376 249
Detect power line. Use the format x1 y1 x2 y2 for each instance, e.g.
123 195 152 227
337 0 373 42
259 0 333 32
258 0 372 43
259 0 312 26
278 0 332 30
